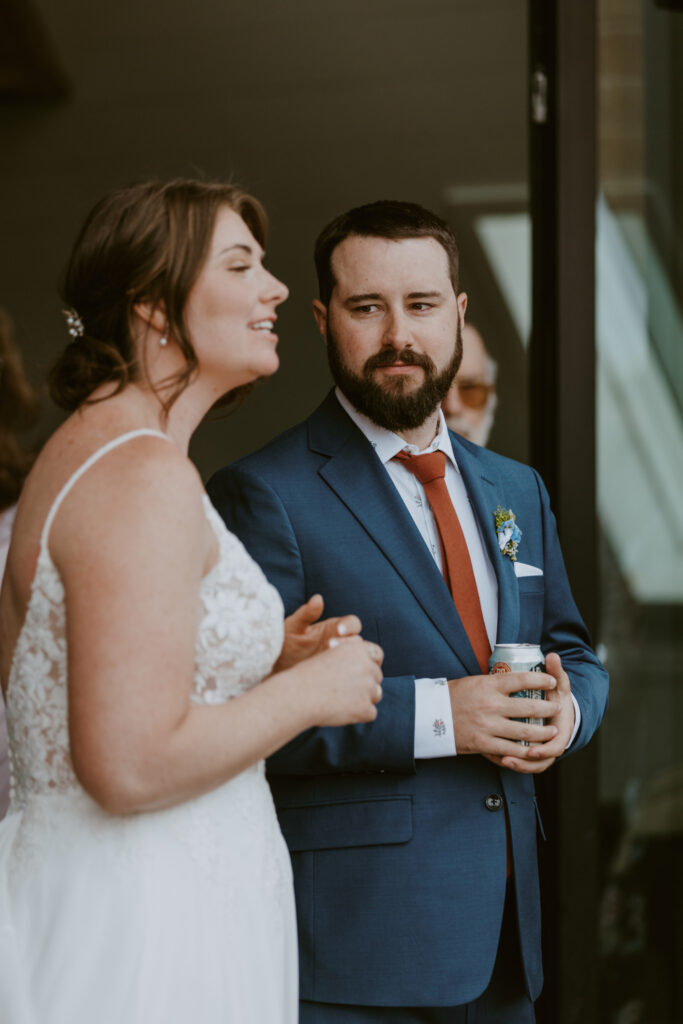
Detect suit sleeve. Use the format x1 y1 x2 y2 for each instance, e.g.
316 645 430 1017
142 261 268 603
206 464 417 775
533 468 609 754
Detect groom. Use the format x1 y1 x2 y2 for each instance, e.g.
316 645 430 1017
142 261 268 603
208 201 608 1022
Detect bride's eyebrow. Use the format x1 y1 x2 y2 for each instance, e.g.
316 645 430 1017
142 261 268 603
216 243 267 263
218 244 254 256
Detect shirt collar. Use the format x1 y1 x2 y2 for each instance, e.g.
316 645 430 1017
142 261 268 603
335 387 461 473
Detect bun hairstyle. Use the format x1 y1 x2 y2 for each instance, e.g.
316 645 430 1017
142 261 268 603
0 308 39 509
49 179 267 414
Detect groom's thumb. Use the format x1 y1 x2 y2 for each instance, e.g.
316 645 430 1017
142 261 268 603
545 652 568 690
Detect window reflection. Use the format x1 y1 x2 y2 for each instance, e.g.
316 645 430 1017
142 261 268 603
597 3 683 1021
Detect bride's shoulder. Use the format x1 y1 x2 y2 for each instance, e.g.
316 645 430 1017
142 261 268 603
47 424 196 497
43 424 205 558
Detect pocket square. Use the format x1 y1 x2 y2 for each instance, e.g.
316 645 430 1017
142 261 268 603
514 561 544 577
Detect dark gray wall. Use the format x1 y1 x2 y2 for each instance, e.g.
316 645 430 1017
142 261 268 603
0 0 528 478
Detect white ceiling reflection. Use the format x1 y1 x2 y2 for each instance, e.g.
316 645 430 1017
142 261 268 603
470 198 683 603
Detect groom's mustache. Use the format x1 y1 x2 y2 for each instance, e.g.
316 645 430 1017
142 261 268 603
364 348 435 374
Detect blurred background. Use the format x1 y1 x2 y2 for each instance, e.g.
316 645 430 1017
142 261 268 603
1 1 681 1021
0 0 532 473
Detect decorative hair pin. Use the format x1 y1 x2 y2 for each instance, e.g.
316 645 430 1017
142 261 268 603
62 308 85 338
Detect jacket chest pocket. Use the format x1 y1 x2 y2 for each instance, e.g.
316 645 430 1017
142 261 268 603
516 576 545 643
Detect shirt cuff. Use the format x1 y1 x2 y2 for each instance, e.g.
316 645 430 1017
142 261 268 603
414 677 457 759
566 693 581 749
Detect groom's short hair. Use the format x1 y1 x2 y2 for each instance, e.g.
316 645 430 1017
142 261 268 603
314 200 460 306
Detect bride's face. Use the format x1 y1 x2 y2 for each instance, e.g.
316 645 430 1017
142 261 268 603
184 205 288 392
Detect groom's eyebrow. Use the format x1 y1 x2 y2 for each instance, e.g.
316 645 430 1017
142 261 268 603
345 293 382 304
344 290 445 305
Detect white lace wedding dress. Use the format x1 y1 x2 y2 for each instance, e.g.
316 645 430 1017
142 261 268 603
0 431 298 1024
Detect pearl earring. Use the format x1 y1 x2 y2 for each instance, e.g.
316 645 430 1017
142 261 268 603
159 335 168 347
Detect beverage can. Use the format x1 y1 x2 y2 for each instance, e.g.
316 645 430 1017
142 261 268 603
489 643 546 746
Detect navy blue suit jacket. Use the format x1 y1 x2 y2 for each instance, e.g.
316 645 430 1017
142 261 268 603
207 392 608 1008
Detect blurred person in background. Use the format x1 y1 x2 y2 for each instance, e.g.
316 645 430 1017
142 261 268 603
0 308 39 819
441 322 497 447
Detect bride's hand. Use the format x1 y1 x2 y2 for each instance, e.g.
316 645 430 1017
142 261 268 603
275 594 362 672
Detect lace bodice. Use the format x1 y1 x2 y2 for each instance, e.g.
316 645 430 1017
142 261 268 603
5 431 284 810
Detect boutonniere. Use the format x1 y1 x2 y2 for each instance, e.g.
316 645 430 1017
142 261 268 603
494 505 522 561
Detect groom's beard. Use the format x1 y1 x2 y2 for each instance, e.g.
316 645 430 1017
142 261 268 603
326 321 462 434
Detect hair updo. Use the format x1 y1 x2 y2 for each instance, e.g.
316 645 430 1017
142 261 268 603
49 179 267 413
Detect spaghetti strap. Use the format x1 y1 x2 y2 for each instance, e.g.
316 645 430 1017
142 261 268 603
40 429 170 552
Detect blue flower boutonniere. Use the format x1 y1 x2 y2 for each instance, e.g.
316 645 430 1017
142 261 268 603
494 505 522 561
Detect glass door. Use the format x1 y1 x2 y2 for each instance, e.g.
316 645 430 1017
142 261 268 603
596 3 683 1021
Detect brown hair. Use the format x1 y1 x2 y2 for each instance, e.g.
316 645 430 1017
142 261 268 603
49 179 268 414
314 199 460 307
0 308 39 510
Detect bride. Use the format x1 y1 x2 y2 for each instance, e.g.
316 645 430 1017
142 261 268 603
0 179 383 1024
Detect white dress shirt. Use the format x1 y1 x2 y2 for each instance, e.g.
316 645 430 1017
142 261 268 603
335 389 581 757
336 390 498 758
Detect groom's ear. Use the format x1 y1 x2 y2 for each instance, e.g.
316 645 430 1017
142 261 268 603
312 300 328 343
457 291 468 330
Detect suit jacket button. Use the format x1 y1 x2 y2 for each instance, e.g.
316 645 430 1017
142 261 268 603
485 794 503 811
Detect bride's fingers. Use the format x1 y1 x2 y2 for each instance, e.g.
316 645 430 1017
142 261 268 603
324 614 362 641
364 641 384 665
300 594 325 625
331 614 362 638
327 626 376 659
285 594 324 632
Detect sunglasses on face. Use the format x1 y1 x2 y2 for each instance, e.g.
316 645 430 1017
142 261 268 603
453 380 496 410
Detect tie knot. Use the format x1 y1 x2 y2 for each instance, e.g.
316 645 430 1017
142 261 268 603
394 449 446 485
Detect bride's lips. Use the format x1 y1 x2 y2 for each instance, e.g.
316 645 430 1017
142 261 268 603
249 317 278 341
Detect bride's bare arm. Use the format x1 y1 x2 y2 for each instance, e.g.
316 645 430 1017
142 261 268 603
51 441 382 815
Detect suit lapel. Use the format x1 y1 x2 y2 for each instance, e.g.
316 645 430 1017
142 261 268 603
453 437 520 645
309 395 483 675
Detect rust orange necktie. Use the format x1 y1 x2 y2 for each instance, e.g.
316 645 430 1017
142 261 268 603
394 449 490 672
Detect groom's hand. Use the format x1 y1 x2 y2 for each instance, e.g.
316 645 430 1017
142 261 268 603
275 594 362 671
448 666 561 768
496 653 575 774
